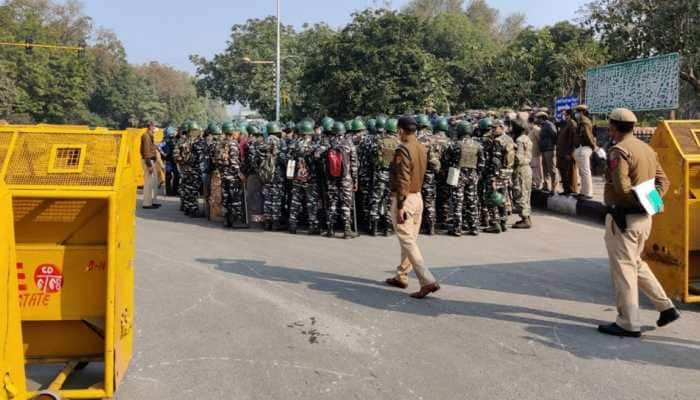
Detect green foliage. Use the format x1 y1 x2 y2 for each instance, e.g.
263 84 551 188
0 0 222 127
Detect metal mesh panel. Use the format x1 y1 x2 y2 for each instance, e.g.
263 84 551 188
53 147 82 170
4 132 121 187
668 122 700 155
0 131 12 166
12 199 42 222
34 200 87 223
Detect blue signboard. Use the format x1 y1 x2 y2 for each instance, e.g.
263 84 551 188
555 96 579 122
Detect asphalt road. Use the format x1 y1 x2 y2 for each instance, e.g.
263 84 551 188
115 196 699 400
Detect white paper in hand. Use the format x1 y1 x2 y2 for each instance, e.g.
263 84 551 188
632 179 664 215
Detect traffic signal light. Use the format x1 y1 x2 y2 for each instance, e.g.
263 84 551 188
25 36 33 55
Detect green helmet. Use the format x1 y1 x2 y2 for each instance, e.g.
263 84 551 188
416 114 430 129
285 121 295 132
351 119 366 132
179 123 189 134
267 121 282 135
385 118 399 133
208 123 222 135
344 120 353 132
189 121 202 132
457 121 473 137
298 120 314 134
366 118 377 133
332 121 346 135
375 116 387 131
433 118 449 133
222 122 235 135
488 191 506 207
321 117 335 132
247 124 260 136
479 117 493 131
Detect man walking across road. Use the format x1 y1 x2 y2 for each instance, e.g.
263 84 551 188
384 116 440 299
599 108 680 337
140 121 161 209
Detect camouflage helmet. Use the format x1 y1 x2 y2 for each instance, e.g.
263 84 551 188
208 123 222 135
247 124 260 136
298 120 314 135
189 121 202 132
416 114 431 129
433 118 449 133
267 121 282 135
221 122 235 135
366 118 377 133
478 117 493 131
456 121 473 137
332 121 346 135
385 118 399 133
375 116 387 131
351 119 366 132
488 191 506 207
321 117 335 132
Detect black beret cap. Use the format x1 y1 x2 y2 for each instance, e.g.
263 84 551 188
398 115 417 131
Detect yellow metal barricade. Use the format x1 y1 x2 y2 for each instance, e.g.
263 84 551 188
1 182 28 400
0 124 136 399
644 120 700 303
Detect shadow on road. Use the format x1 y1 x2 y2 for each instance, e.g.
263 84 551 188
197 258 700 371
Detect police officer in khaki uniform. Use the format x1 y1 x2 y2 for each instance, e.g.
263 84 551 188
599 108 680 337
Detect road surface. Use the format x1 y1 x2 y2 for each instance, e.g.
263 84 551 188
113 196 699 400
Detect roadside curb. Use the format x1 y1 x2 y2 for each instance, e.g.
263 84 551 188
531 190 606 224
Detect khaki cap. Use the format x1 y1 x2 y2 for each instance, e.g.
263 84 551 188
535 111 548 118
521 105 533 112
538 107 549 113
609 108 638 123
575 104 589 111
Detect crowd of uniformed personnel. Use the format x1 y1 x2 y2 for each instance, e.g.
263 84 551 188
156 108 576 239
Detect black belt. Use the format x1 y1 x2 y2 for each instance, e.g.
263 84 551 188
607 206 646 231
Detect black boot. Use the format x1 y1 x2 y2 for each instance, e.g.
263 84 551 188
512 217 532 229
224 214 233 228
309 225 320 235
325 223 335 238
289 224 297 234
344 225 354 239
500 221 508 232
264 220 273 231
272 220 280 231
449 229 462 237
369 220 378 237
484 224 501 234
427 223 436 236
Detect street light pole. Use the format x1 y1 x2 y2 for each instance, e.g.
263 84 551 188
275 0 281 122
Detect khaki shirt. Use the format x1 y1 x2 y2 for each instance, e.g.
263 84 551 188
556 118 577 157
604 133 670 208
574 116 596 148
141 131 157 165
390 134 427 209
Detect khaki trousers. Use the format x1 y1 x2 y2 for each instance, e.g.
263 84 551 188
604 214 674 331
392 193 436 287
541 150 558 192
142 159 158 207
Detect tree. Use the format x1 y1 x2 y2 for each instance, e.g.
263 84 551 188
302 9 453 118
402 0 464 18
191 16 299 120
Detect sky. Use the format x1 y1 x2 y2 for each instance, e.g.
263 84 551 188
78 0 588 74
